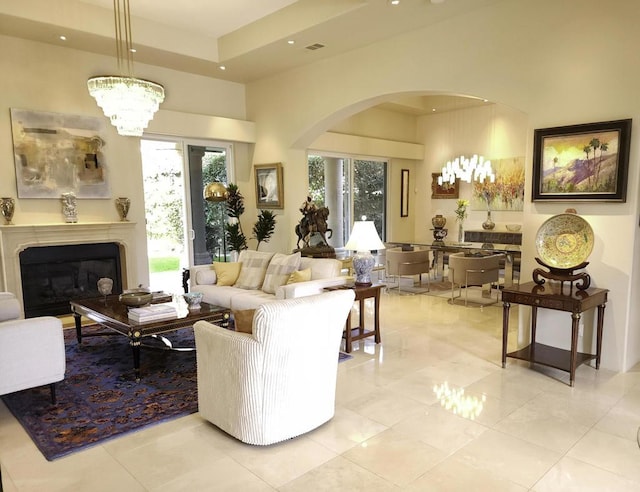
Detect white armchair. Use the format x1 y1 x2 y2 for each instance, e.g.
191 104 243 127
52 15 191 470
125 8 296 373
194 289 355 445
0 292 66 403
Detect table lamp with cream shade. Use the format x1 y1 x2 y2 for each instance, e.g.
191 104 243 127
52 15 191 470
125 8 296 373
344 218 386 286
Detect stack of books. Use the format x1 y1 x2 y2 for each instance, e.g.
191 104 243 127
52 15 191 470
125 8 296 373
128 303 178 323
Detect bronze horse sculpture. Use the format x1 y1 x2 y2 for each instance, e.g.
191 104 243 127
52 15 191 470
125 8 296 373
295 199 333 249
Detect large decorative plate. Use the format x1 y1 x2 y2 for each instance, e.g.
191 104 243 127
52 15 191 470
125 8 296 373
535 213 594 269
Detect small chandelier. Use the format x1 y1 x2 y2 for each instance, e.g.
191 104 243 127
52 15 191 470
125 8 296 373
87 0 165 136
437 154 495 185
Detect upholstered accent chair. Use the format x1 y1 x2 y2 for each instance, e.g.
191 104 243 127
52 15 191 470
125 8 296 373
194 289 355 445
0 292 66 403
448 252 502 306
385 247 431 294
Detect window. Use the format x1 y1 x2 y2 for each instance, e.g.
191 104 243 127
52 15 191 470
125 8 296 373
140 138 233 292
308 154 387 246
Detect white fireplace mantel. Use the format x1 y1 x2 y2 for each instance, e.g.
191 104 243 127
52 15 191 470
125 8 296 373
0 222 138 306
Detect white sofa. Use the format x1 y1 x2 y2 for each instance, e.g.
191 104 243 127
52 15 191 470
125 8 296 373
0 292 66 403
189 251 349 310
194 289 355 445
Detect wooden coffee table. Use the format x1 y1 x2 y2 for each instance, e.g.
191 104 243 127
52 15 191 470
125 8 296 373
70 295 230 380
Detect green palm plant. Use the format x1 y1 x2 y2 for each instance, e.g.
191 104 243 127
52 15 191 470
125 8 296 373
224 183 247 253
253 210 277 250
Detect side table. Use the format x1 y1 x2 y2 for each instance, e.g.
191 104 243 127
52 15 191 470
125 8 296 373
325 283 383 353
501 281 608 386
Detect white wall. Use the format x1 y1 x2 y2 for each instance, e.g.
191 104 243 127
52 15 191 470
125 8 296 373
0 34 250 287
417 103 528 242
245 0 640 371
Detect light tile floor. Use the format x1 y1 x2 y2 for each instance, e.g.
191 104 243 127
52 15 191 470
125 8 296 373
1 291 639 491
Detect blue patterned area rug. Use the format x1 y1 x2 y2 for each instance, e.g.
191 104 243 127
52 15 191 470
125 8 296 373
339 352 353 362
2 325 354 461
1 325 198 461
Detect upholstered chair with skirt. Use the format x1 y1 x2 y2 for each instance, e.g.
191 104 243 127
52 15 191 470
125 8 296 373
194 289 355 445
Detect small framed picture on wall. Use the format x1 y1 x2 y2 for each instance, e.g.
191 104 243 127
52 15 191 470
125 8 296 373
400 169 409 217
431 173 459 199
254 163 284 209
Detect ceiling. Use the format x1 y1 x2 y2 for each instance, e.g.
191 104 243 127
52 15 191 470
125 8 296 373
0 0 500 113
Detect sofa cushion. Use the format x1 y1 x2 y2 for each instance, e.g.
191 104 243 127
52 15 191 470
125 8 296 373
299 257 341 280
230 290 275 310
232 308 255 334
196 285 238 309
213 262 242 286
261 252 301 294
234 251 275 290
195 267 217 286
287 268 312 284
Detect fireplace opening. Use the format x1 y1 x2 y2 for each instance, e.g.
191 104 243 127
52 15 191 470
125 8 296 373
19 242 123 318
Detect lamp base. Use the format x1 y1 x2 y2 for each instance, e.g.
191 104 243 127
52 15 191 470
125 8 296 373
352 251 375 287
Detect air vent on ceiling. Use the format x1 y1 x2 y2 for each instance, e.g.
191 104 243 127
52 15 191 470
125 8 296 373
305 43 325 51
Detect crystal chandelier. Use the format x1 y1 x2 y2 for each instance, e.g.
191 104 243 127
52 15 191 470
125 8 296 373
437 154 495 185
87 0 165 136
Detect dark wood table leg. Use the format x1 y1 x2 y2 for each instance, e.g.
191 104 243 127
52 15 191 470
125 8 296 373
502 301 510 368
131 339 142 382
596 303 605 369
358 297 365 337
373 289 381 343
345 312 353 353
570 312 581 387
74 311 83 343
530 306 538 362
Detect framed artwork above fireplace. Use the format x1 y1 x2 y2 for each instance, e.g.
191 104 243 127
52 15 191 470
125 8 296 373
10 108 111 199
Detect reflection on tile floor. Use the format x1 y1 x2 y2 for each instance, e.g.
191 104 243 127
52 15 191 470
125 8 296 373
1 291 639 491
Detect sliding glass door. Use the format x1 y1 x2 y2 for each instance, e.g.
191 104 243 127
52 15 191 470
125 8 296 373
140 138 233 292
308 153 387 247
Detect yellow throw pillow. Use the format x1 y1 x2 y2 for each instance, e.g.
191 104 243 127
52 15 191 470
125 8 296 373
233 309 255 334
287 268 312 284
213 262 241 286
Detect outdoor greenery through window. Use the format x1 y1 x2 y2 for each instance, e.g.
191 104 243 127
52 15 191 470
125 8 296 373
141 139 230 292
308 154 387 245
199 149 228 262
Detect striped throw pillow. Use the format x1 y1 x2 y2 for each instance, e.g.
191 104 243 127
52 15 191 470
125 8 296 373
261 252 301 294
234 250 275 290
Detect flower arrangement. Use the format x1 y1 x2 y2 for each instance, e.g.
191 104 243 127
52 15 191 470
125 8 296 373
454 199 469 222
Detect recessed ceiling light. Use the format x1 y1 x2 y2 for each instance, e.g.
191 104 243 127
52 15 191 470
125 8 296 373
483 99 489 103
389 0 400 5
287 40 295 45
129 48 136 53
432 108 436 112
59 35 66 41
219 65 226 71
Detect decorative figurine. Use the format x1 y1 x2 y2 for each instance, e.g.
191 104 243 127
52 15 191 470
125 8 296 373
115 197 131 221
61 192 77 223
1 197 15 225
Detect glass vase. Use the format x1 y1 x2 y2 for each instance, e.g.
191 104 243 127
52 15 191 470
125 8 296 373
482 210 495 230
457 222 464 243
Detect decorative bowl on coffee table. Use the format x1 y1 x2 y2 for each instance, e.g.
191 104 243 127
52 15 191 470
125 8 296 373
119 290 153 307
183 292 203 309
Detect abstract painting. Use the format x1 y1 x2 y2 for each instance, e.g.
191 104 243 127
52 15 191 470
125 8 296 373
471 156 525 211
10 108 110 199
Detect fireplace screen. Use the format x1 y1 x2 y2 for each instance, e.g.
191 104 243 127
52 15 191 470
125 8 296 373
19 242 123 318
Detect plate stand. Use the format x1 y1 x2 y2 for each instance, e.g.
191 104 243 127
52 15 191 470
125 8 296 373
532 257 591 292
